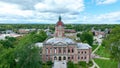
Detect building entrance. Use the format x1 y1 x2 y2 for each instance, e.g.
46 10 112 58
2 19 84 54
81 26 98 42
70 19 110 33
59 56 61 61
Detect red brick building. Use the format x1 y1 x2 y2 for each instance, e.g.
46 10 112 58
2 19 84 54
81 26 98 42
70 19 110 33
42 16 92 63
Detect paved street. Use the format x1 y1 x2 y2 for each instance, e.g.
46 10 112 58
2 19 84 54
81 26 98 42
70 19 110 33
52 60 67 68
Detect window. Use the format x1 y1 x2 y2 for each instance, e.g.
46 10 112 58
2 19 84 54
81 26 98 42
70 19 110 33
78 56 80 59
54 56 57 60
63 56 66 60
72 56 74 59
63 48 66 54
72 49 74 53
81 57 83 59
68 57 70 60
84 56 86 59
50 48 52 53
78 51 80 53
46 55 48 60
46 48 48 54
81 51 83 54
85 51 86 54
68 49 70 53
59 48 61 53
54 48 56 54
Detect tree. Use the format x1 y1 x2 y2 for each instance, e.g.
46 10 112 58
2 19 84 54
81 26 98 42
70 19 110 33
77 32 93 46
104 26 120 68
0 31 47 68
0 36 16 48
67 61 74 68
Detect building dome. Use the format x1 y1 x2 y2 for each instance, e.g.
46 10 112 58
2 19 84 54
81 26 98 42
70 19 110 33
45 37 76 45
56 16 64 26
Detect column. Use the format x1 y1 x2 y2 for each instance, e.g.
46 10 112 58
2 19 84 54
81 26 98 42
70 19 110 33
66 47 68 54
62 47 63 54
57 47 58 54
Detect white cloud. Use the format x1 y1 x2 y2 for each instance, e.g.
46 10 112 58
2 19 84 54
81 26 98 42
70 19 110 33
81 11 120 24
0 0 85 24
34 0 84 14
0 1 34 18
96 0 117 5
0 0 119 24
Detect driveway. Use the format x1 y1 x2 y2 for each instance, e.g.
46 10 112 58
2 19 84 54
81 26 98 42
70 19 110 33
52 60 67 68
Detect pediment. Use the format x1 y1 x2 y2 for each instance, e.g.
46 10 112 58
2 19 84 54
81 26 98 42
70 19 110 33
54 42 67 46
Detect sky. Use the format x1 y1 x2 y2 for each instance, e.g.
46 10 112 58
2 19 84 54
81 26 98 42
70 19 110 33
0 0 120 24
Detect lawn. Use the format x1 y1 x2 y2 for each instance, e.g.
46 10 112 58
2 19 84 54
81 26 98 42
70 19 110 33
67 61 93 68
95 45 110 58
94 59 118 68
92 45 98 51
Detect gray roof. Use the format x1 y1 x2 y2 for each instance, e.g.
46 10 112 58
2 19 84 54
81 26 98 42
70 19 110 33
35 43 43 47
77 43 92 49
45 37 76 45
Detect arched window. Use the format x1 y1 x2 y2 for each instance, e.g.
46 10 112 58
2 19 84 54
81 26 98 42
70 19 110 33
63 56 66 60
68 57 70 60
54 56 57 60
59 56 61 61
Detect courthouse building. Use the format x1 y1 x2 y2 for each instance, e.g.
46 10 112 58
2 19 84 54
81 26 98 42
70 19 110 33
42 16 92 63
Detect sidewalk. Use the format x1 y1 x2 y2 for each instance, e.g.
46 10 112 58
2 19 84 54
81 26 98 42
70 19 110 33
52 60 67 68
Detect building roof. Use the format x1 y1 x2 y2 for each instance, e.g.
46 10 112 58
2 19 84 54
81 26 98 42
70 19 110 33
77 43 92 49
35 43 43 47
45 37 76 45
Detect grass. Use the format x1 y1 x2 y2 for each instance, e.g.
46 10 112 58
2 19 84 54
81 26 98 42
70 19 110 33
92 45 98 51
67 61 93 68
42 64 52 68
42 61 53 68
94 59 118 68
78 61 93 68
95 45 110 58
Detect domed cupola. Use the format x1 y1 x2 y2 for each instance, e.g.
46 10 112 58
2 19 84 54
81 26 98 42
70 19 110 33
56 16 64 26
55 16 65 37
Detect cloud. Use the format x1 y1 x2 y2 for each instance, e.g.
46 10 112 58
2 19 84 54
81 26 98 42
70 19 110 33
0 0 43 10
96 0 117 5
0 1 34 18
0 0 85 24
81 11 120 24
34 0 84 14
0 0 119 24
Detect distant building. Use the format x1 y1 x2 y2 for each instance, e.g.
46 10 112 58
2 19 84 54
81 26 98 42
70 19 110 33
65 29 76 33
91 27 111 38
40 16 92 63
0 34 22 40
18 29 36 34
0 30 15 34
44 27 52 36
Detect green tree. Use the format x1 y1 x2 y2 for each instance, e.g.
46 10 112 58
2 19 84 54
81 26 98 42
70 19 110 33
0 31 47 68
67 61 74 68
104 26 120 68
77 32 93 46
